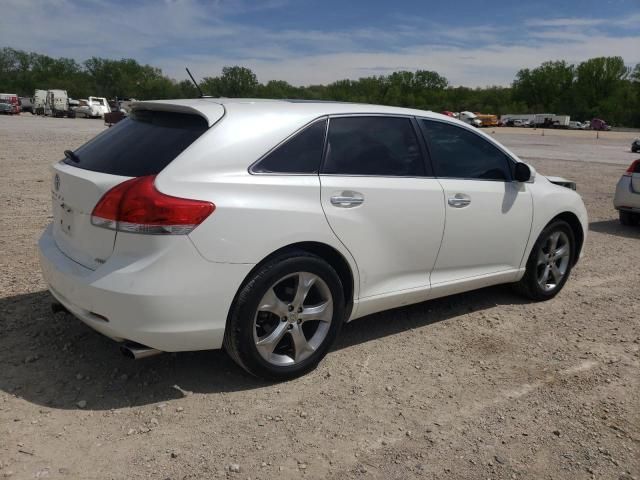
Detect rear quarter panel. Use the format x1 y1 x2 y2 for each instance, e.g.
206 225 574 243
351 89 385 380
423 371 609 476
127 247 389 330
156 107 360 297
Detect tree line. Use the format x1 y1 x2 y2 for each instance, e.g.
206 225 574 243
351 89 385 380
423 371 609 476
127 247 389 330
1 47 639 127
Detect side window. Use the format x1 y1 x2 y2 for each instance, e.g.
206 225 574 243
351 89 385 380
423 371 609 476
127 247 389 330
420 120 512 181
251 118 327 174
323 116 425 176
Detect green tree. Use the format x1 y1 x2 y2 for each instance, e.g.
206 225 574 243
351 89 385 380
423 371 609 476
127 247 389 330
512 61 575 112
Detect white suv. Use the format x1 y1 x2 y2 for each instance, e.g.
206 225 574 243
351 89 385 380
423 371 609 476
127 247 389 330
39 99 588 379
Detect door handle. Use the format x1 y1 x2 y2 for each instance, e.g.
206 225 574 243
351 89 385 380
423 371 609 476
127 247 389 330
330 191 364 208
447 194 471 208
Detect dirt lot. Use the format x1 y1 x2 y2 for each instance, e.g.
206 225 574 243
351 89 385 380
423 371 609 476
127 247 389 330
1 115 639 480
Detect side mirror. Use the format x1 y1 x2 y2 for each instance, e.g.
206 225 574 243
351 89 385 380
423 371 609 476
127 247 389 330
514 163 531 182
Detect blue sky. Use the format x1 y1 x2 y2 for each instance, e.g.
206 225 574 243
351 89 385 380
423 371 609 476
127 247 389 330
1 0 639 86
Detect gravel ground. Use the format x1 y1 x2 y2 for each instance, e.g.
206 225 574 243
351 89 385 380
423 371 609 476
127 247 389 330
1 114 639 480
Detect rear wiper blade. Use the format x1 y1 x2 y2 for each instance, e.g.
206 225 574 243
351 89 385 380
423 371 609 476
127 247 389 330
64 150 80 163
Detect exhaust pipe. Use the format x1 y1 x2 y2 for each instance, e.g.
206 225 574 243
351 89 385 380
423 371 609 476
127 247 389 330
120 342 162 360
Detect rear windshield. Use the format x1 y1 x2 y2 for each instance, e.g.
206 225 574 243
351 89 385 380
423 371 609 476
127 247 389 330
66 110 208 177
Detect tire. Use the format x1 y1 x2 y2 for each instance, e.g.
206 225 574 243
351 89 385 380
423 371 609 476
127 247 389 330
620 210 639 226
223 250 345 380
514 220 575 301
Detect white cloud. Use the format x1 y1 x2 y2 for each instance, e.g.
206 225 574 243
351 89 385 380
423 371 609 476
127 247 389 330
0 1 638 87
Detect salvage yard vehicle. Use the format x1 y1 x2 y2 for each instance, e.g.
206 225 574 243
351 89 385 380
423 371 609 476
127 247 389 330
20 96 34 113
33 89 47 115
614 159 640 225
591 118 611 131
38 99 588 379
0 93 21 114
459 111 482 127
475 113 499 128
0 98 15 115
74 97 110 118
104 110 126 127
535 114 570 129
45 89 70 117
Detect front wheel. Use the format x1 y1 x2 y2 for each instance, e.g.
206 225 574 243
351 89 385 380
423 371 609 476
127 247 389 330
514 220 575 301
223 251 345 380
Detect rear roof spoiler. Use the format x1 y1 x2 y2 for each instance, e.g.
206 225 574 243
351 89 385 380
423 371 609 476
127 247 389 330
130 100 225 127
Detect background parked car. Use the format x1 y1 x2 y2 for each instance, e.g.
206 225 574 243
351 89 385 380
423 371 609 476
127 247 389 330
569 121 583 130
0 93 21 114
631 138 640 153
613 159 640 225
0 99 15 115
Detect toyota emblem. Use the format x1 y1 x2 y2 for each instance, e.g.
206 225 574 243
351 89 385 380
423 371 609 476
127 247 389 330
54 173 60 191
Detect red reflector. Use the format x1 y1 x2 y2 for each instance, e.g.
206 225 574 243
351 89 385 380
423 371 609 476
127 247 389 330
623 159 640 177
91 175 214 234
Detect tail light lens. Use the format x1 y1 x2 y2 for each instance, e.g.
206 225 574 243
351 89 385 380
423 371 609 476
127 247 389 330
623 159 640 177
91 175 214 234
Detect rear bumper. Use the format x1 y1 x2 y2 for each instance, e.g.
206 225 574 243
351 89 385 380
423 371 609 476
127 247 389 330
38 224 254 352
613 176 640 210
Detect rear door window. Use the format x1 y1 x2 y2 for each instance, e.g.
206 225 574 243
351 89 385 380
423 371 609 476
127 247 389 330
322 116 426 176
65 110 208 177
251 118 327 174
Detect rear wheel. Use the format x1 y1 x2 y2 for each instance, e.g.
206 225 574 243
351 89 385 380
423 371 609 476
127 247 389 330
619 210 639 226
224 251 345 380
514 220 575 301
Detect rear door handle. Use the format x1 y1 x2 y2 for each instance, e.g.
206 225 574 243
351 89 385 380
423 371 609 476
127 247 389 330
330 191 364 208
447 193 471 208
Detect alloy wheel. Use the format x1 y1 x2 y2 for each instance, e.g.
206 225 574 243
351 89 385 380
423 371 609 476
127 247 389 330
536 231 571 292
253 272 333 366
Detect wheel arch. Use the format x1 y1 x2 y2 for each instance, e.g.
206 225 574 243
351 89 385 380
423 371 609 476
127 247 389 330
232 241 356 321
550 211 584 266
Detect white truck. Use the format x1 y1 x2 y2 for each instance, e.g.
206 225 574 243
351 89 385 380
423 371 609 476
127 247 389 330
74 96 111 118
459 111 482 128
45 89 70 117
534 114 570 129
33 89 48 115
500 113 540 126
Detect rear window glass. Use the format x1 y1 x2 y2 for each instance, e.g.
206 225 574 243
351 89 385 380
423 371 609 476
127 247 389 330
251 118 327 174
65 110 208 177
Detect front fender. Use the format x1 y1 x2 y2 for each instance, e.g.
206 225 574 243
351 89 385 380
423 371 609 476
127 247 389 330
521 178 588 269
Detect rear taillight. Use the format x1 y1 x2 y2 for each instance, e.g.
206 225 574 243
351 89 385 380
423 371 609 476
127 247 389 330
91 175 214 235
623 159 640 177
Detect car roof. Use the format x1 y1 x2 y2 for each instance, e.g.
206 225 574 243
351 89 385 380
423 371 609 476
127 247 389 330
133 97 454 124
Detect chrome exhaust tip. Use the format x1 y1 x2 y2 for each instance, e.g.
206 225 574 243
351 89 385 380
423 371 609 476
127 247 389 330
120 342 162 360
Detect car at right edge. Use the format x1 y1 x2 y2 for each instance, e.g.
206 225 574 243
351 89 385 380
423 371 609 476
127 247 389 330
614 158 640 225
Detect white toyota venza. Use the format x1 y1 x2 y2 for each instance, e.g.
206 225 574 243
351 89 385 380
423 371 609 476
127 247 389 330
39 99 588 379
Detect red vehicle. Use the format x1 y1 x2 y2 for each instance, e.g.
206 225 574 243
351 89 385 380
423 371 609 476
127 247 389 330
591 118 611 131
0 93 21 114
441 110 456 117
